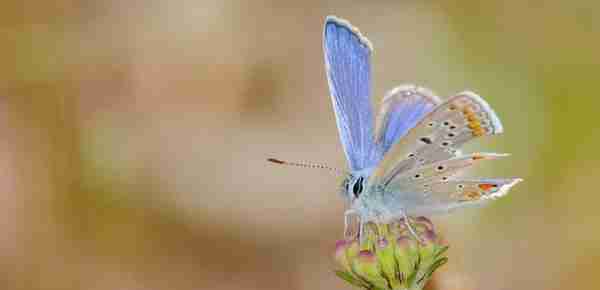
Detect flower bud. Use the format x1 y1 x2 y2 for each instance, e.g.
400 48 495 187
352 250 389 290
333 217 448 290
334 240 353 273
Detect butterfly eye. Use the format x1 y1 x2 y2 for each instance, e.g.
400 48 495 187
352 177 364 198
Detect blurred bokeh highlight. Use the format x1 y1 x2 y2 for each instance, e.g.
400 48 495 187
1 1 599 290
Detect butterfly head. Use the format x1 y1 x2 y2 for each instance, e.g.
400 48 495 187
340 168 375 204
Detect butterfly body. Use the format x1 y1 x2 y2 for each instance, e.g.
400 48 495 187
323 16 522 227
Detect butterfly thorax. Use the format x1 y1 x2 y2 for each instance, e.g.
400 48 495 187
341 168 395 222
344 172 424 223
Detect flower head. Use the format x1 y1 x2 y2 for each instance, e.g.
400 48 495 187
334 217 447 290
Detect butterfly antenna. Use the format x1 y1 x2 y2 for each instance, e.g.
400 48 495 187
267 158 346 175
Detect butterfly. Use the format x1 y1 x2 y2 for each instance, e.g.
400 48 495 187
270 16 521 237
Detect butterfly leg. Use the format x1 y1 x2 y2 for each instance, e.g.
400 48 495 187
401 211 424 243
358 220 366 243
343 209 358 239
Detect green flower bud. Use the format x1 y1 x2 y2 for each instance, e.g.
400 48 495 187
394 236 419 286
375 237 401 289
335 240 354 273
334 240 367 288
352 250 389 290
333 217 448 290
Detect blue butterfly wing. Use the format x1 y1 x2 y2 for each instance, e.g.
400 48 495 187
324 16 377 171
375 85 440 155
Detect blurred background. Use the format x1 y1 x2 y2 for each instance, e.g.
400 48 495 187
1 1 599 289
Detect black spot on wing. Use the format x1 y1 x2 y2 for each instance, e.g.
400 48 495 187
419 137 433 144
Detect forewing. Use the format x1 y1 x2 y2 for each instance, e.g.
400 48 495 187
384 178 522 216
375 85 440 155
324 16 377 171
369 91 504 185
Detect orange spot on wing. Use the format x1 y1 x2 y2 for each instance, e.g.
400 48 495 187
468 123 481 130
473 128 485 137
478 183 498 191
461 191 482 201
472 154 484 160
464 107 486 137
